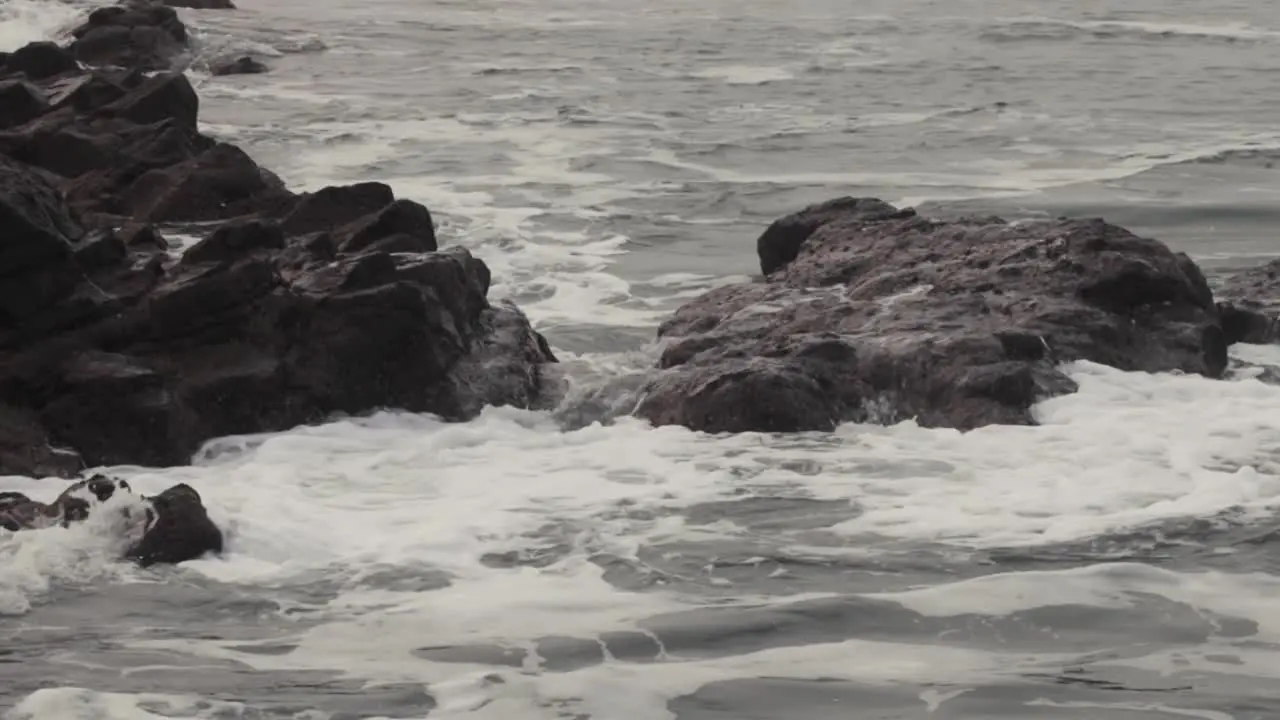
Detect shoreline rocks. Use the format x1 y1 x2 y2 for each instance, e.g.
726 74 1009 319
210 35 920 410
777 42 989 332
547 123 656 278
0 0 560 490
636 197 1278 435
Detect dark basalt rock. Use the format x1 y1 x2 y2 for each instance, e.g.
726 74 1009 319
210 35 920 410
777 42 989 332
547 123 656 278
0 80 49 130
125 483 223 566
0 151 556 473
0 474 223 567
0 0 558 476
1214 259 1280 345
69 2 189 71
637 198 1246 434
7 42 79 81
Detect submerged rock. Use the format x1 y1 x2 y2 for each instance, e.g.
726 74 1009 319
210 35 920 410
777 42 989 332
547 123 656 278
0 474 222 566
210 55 268 76
637 197 1239 434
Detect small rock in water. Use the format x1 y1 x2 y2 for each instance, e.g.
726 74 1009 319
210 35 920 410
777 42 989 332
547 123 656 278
210 55 269 76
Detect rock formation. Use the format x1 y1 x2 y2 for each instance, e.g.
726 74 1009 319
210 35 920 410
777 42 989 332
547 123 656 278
0 0 559 564
637 197 1277 434
0 474 221 566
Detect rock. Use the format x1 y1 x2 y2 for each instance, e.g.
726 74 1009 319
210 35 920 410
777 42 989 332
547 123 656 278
637 198 1236 434
7 42 79 81
0 2 557 477
1215 259 1280 344
45 71 129 113
116 222 169 250
333 198 437 254
0 474 222 567
99 71 199 133
0 405 84 479
210 56 268 77
74 229 128 269
182 217 284 265
0 80 49 130
0 157 557 472
0 474 131 530
69 3 189 71
125 483 223 566
118 142 295 223
163 0 236 7
0 155 87 329
281 181 395 236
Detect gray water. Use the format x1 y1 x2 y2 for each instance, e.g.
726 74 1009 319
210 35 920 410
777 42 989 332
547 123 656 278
4 1 1280 718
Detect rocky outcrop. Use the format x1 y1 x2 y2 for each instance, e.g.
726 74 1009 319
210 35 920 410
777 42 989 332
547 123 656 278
1214 260 1280 345
637 197 1250 434
0 474 221 566
0 1 559 480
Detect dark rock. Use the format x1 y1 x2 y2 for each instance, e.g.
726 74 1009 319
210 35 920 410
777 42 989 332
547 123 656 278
119 142 295 222
0 474 131 530
210 56 268 76
7 42 79 81
0 80 49 130
116 222 169 250
0 405 84 480
0 473 221 567
0 155 86 325
281 182 395 236
1215 260 1280 344
45 71 129 113
69 3 189 71
99 71 199 132
0 9 557 477
333 198 437 254
74 229 129 269
126 483 223 566
182 217 284 265
637 198 1237 434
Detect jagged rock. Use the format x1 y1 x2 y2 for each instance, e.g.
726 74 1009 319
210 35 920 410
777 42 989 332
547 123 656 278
98 71 199 132
125 483 223 566
118 142 295 223
282 181 395 236
0 80 49 130
1215 259 1280 344
0 155 87 329
0 157 556 471
6 42 79 81
637 198 1236 434
69 3 189 71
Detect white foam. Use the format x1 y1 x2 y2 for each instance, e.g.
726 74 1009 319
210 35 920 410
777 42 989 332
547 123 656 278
689 64 796 86
0 0 82 51
0 483 151 616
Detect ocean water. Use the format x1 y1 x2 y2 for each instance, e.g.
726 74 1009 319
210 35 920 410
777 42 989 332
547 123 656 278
4 0 1280 718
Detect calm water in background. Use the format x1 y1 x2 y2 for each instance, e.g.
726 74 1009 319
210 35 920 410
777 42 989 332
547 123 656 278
3 1 1280 718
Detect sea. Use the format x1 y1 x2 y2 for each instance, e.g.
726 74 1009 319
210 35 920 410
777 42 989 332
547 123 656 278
3 0 1280 718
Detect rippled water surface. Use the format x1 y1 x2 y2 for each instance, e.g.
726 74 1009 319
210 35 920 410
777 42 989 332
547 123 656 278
3 0 1280 718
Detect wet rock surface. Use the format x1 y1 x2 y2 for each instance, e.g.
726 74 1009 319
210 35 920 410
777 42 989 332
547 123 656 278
637 197 1270 434
0 1 559 477
0 474 221 566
